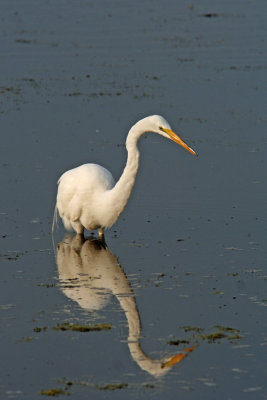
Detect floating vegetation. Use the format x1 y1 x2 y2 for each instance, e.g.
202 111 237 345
16 336 33 343
15 39 35 44
33 326 48 332
40 388 69 396
33 323 111 333
0 86 21 95
200 332 228 342
52 323 111 332
200 331 243 342
180 326 203 333
227 334 243 340
228 272 239 277
57 378 156 392
214 325 240 333
201 13 218 18
176 325 243 344
0 251 24 261
167 339 190 346
143 383 155 389
67 92 82 96
97 383 128 391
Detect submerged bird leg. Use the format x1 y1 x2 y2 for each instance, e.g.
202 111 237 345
97 229 107 248
71 233 85 254
98 228 104 240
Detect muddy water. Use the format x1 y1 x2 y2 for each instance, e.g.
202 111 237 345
1 0 267 398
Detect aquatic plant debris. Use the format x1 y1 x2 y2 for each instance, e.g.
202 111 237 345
167 339 190 345
15 336 33 343
40 387 70 396
52 323 111 332
200 332 228 341
214 325 240 333
56 378 157 391
201 13 218 18
34 323 111 333
97 383 128 390
177 325 243 343
33 326 48 332
180 326 203 333
199 332 243 342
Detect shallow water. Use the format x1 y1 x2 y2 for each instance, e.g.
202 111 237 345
1 0 267 398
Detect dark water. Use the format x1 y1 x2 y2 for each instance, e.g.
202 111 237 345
1 0 267 398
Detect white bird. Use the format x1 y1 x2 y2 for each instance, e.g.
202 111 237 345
53 115 196 238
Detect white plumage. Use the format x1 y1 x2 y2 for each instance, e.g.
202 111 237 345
53 115 196 237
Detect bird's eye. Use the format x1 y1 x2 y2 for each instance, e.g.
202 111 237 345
159 126 164 132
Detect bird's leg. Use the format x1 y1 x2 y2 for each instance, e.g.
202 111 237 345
72 221 84 235
72 233 85 254
98 228 104 240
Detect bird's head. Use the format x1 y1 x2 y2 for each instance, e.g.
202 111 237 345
145 115 197 156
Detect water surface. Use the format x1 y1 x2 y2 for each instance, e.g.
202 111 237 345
1 0 267 398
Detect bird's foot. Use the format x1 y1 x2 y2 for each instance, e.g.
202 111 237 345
96 229 106 247
98 228 104 239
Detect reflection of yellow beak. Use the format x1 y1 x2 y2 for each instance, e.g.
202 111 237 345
161 345 195 369
161 128 197 156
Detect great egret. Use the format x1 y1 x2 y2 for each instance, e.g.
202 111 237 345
53 115 196 237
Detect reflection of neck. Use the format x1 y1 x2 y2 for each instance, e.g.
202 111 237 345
117 293 141 340
116 291 167 377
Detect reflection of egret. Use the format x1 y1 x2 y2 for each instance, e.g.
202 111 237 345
56 235 194 377
53 115 196 238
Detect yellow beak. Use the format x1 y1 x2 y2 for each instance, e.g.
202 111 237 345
162 128 197 156
161 345 196 369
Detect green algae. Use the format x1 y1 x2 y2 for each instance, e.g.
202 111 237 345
52 323 111 332
180 326 203 333
97 383 128 390
167 339 190 346
177 325 243 344
214 325 240 333
199 332 243 342
33 323 111 333
200 332 228 342
40 388 69 396
34 326 48 332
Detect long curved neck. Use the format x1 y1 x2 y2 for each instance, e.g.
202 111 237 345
108 121 145 216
